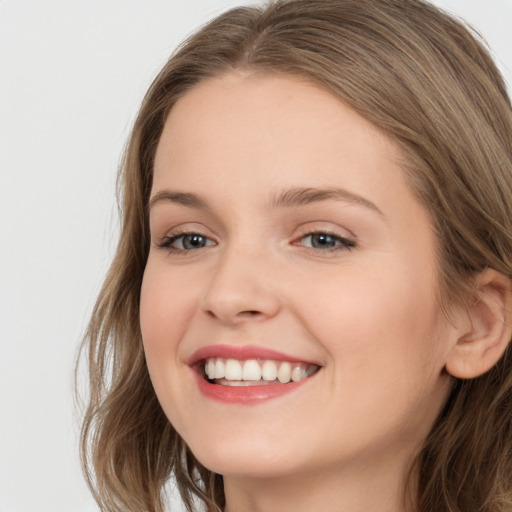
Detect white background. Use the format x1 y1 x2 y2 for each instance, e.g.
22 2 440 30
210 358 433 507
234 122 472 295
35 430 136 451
0 1 510 511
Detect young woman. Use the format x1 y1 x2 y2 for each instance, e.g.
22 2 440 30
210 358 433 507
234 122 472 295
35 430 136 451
79 1 512 511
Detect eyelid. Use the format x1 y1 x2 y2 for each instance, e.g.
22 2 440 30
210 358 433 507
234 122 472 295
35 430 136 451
291 223 357 253
156 228 217 253
295 231 355 248
152 221 215 242
293 221 355 240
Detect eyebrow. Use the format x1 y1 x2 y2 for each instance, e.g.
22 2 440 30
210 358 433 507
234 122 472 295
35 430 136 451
148 186 384 217
148 190 211 212
269 187 384 216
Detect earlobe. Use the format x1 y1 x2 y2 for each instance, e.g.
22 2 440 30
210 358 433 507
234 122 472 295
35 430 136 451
445 269 512 380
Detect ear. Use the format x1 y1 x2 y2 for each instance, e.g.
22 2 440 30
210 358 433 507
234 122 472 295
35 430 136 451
445 269 512 380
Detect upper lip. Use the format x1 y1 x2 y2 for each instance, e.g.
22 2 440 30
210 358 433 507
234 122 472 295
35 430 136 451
188 344 321 366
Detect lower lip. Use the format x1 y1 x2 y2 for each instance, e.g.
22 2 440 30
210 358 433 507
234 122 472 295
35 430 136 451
194 370 312 404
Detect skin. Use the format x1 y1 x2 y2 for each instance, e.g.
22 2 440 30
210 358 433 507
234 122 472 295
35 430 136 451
140 72 463 512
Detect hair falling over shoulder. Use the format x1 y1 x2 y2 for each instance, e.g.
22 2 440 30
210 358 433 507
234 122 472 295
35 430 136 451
77 1 512 510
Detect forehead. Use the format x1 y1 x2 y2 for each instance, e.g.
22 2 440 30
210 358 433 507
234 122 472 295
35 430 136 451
153 72 404 194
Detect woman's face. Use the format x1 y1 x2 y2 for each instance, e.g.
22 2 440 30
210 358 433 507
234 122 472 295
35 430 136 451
140 72 455 480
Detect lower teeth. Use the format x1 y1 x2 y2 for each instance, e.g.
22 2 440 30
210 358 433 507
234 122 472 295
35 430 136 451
213 379 279 386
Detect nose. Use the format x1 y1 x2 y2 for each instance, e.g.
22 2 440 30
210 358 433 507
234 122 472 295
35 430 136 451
200 245 282 325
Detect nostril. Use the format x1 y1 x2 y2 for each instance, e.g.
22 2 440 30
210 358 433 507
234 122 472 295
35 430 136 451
206 309 261 317
235 310 264 320
205 308 264 323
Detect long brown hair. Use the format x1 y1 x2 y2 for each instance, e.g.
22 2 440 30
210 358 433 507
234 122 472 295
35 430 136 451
78 1 512 510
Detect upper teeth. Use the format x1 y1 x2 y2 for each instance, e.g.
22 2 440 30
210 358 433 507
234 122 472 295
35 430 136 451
204 358 317 384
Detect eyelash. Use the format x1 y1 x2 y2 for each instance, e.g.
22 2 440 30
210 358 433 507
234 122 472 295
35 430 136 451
158 231 215 253
158 229 356 255
295 231 355 252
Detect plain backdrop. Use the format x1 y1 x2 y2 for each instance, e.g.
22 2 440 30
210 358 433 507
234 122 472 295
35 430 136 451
0 1 511 511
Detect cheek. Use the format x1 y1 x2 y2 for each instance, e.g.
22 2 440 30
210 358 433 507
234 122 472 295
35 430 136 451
294 263 450 445
139 260 198 369
295 259 445 386
139 260 202 431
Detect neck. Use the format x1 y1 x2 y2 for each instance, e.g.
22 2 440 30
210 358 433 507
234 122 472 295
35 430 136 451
223 449 418 512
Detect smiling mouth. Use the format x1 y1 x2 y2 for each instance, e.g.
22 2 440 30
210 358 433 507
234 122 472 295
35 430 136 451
201 358 320 386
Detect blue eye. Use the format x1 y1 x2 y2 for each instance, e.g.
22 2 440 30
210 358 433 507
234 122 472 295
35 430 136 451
160 233 216 251
300 232 355 251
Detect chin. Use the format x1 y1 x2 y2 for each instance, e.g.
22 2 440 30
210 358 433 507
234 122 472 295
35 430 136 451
195 453 301 480
184 429 308 478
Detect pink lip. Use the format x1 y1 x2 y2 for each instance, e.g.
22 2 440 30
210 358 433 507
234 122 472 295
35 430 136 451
188 344 320 405
193 371 311 404
188 344 316 365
